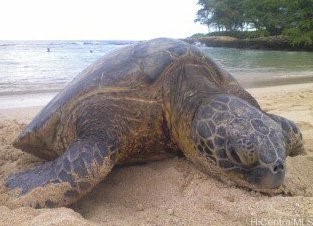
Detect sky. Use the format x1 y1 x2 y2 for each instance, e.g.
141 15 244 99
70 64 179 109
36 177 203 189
0 0 208 40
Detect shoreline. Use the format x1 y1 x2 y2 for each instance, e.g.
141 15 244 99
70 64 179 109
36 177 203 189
0 89 61 97
1 75 312 110
235 74 313 88
0 92 57 110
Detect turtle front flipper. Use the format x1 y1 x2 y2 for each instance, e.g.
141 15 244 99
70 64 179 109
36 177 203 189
5 139 116 208
267 113 304 156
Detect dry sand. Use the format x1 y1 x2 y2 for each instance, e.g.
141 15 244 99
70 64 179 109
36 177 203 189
0 83 312 225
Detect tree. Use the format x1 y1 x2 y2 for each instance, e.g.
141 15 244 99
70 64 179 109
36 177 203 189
242 0 289 35
195 0 245 31
283 0 313 45
195 0 313 46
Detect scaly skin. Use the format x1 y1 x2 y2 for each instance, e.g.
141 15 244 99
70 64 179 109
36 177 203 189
161 55 303 192
5 38 304 208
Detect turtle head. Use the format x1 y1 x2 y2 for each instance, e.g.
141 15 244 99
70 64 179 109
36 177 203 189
191 94 286 191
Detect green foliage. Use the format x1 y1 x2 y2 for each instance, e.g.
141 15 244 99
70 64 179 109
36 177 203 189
190 33 209 38
195 0 313 46
241 0 289 35
247 30 271 39
282 0 313 46
190 30 270 39
195 0 245 31
283 28 313 46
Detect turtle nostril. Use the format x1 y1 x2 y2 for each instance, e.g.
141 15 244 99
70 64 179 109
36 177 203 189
273 161 284 173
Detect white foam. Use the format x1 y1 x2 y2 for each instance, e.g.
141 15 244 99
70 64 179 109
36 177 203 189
0 92 57 109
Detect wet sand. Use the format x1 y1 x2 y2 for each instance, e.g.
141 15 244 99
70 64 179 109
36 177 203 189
0 82 312 225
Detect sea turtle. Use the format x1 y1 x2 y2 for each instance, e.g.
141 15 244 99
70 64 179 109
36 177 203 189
5 38 304 208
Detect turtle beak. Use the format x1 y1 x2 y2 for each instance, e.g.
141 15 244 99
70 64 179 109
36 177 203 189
246 160 285 189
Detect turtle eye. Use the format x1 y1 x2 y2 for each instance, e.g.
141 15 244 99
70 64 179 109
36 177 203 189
237 148 258 167
228 145 242 163
226 139 258 168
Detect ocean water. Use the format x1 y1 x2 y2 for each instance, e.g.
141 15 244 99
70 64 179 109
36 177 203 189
0 40 133 95
203 47 313 75
0 40 313 108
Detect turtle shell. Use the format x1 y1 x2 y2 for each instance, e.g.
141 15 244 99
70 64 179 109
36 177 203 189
13 38 208 159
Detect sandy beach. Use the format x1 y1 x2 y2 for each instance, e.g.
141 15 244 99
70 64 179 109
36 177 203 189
0 82 312 225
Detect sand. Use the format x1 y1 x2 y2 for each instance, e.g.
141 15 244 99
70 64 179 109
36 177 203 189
0 82 313 225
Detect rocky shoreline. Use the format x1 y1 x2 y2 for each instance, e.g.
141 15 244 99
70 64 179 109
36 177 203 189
184 36 313 51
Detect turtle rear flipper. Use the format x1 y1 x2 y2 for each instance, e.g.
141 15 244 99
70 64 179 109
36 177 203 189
6 139 116 208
